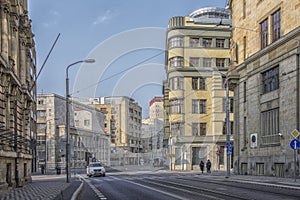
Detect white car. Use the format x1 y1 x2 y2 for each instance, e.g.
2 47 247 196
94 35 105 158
87 163 106 177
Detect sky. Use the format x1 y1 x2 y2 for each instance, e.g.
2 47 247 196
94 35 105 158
28 0 227 118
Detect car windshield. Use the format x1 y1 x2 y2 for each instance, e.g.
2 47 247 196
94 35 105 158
89 163 102 167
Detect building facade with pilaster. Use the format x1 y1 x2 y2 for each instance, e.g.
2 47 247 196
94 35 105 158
0 0 37 191
228 0 300 177
164 7 233 171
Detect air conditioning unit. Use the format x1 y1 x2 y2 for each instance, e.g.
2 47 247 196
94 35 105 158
250 133 258 148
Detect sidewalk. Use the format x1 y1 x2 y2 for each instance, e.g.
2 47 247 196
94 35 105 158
0 174 82 200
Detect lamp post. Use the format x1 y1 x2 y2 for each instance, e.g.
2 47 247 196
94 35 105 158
225 79 231 178
220 72 231 178
66 58 95 183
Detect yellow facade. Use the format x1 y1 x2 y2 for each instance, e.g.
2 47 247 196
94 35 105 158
164 7 233 171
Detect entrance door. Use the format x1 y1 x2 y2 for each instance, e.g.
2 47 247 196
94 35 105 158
6 163 12 186
192 147 207 169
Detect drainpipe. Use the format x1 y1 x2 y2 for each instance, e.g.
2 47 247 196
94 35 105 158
297 41 300 132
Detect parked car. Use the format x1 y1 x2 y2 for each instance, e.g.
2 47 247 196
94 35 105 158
86 162 106 177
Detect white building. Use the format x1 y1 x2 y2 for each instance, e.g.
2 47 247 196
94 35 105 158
36 94 110 173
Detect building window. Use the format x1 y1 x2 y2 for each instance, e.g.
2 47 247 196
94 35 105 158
192 77 206 90
203 58 212 67
243 117 247 147
169 56 184 68
216 58 225 68
262 66 279 94
190 37 200 47
36 123 46 131
243 36 246 60
169 36 184 48
202 38 212 47
192 123 206 136
260 18 268 49
170 99 183 114
243 82 247 102
256 163 265 176
219 146 225 165
272 9 280 42
216 39 225 48
243 0 246 18
84 119 90 126
261 108 279 136
37 110 46 117
38 99 45 105
192 99 206 114
171 122 184 136
223 121 234 135
200 123 206 136
190 57 200 67
169 77 184 90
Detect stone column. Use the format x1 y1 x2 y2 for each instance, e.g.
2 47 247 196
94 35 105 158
1 2 9 62
19 33 27 86
10 21 19 75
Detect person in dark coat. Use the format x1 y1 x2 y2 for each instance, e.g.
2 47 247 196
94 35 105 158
206 159 211 173
199 160 205 173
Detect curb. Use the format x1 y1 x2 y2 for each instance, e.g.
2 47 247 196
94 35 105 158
71 179 84 200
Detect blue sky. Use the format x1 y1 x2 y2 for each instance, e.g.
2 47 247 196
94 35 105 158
29 0 227 118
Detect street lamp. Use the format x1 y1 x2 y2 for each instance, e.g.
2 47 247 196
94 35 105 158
66 58 95 183
225 78 231 178
220 72 231 178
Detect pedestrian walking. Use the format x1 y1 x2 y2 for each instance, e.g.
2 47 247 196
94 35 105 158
199 160 204 173
206 159 211 173
41 164 45 174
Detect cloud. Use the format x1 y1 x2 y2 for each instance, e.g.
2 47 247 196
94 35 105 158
93 10 116 25
42 10 60 29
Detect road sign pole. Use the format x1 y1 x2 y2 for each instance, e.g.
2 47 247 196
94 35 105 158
294 149 297 182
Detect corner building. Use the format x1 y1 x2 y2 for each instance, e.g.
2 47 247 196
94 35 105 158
228 0 300 177
164 7 233 171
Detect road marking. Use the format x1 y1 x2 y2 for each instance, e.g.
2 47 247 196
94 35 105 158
110 176 194 200
79 175 108 200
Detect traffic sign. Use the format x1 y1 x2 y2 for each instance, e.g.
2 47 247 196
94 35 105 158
290 129 300 139
226 142 232 154
290 139 300 150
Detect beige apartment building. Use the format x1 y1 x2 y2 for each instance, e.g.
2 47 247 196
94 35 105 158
228 0 300 177
0 0 37 191
142 96 165 166
149 96 164 119
82 96 143 166
164 7 233 171
36 94 110 173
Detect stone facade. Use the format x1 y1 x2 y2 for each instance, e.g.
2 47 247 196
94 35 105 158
164 7 233 171
36 94 110 173
0 0 36 191
229 0 300 177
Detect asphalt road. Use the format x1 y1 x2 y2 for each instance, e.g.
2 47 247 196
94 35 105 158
77 172 300 200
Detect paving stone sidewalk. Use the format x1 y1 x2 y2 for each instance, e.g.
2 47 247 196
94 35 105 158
0 175 81 200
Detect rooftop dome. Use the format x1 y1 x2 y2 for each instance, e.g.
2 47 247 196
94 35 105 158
190 7 231 19
189 7 231 25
